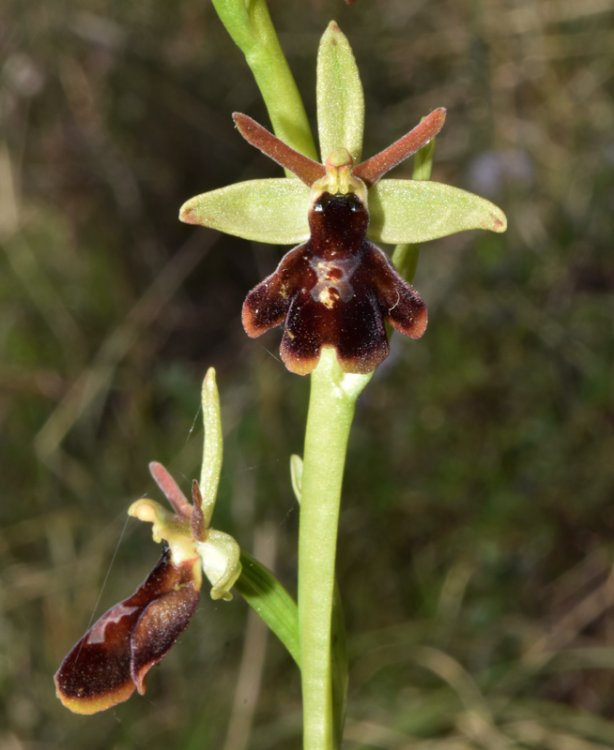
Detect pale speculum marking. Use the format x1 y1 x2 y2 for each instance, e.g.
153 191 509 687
309 256 360 309
86 604 139 644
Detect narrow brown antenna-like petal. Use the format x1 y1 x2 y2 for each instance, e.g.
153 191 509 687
233 113 326 186
353 108 446 186
149 462 193 520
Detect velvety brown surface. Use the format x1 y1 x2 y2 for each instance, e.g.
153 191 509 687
242 191 426 374
54 547 200 714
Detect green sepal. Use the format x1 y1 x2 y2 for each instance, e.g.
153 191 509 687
179 179 310 244
197 529 242 602
317 22 364 163
235 551 300 665
200 368 223 528
368 179 507 244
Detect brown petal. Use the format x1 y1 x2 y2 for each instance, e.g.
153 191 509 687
149 461 193 520
233 113 325 186
353 108 446 186
54 547 200 715
242 244 313 338
362 244 428 339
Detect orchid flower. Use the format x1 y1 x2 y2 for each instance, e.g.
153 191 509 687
180 22 506 375
55 372 240 714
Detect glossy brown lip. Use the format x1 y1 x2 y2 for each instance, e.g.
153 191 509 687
54 546 200 715
242 191 427 375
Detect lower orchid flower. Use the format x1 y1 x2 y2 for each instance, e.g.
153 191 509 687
54 461 240 715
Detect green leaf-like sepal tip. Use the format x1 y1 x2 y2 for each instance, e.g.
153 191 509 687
317 21 364 163
200 368 223 529
180 179 309 244
369 180 507 244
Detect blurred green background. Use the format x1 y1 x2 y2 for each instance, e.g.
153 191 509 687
2 1 614 748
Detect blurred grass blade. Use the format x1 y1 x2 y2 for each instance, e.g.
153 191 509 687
317 21 364 162
369 179 507 244
235 552 299 665
179 179 310 244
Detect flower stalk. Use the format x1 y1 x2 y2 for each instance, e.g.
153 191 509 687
298 350 370 748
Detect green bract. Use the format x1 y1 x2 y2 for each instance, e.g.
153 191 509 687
180 21 506 253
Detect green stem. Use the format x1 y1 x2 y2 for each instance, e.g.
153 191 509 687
211 0 317 160
298 349 370 750
331 583 348 749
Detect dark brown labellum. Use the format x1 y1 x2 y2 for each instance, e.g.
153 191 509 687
54 546 200 714
242 191 427 375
